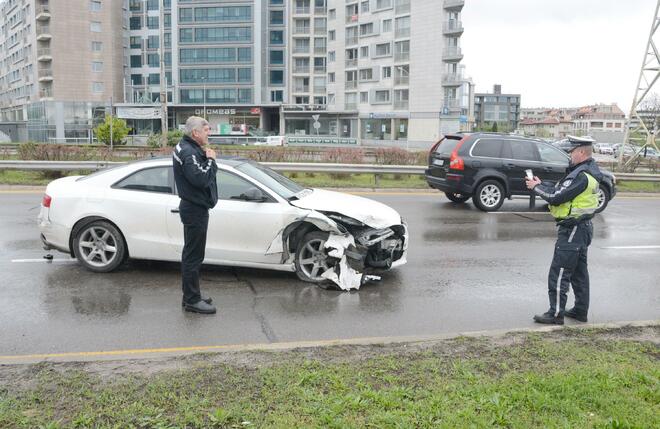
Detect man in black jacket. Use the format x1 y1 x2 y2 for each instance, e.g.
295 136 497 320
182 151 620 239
172 116 218 314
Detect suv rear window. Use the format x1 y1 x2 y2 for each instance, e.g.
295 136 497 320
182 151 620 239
471 139 503 158
434 136 463 155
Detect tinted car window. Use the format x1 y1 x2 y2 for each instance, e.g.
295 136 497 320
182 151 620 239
435 136 463 156
471 139 503 158
115 167 172 193
217 170 270 201
508 140 538 161
537 142 569 164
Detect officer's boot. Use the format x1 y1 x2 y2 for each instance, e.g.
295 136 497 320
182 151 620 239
533 311 564 325
564 307 588 322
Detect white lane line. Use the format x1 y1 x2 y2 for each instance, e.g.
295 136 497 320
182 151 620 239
487 211 551 215
600 245 660 250
11 258 77 263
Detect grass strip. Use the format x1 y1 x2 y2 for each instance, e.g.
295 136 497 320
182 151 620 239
0 327 657 428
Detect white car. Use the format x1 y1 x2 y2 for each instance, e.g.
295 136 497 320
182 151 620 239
38 157 408 290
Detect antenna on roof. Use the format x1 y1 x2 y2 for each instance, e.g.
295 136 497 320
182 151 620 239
620 0 660 170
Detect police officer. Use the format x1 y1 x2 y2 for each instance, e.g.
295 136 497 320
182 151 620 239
172 116 218 314
525 135 602 324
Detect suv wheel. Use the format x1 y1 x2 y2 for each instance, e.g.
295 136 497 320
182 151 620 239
444 192 471 203
595 184 610 213
473 180 505 212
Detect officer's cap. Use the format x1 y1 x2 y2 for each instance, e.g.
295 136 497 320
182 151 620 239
566 135 595 151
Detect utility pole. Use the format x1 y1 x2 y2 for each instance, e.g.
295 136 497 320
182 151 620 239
110 95 114 151
201 76 207 119
619 0 660 170
159 0 168 147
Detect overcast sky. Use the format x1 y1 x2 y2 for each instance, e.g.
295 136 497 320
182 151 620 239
461 0 657 110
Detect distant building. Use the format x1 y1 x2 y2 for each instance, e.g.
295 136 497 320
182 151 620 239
519 117 573 139
473 84 520 132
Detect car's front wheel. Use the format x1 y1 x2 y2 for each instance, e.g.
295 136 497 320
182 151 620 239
473 180 505 212
72 220 126 273
294 231 337 283
595 184 610 213
444 191 471 203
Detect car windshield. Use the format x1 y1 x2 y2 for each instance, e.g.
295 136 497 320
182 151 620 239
235 161 305 199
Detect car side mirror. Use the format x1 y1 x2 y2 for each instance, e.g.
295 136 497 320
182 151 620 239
240 187 267 202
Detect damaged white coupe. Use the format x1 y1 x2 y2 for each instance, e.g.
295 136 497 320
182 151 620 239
38 157 408 290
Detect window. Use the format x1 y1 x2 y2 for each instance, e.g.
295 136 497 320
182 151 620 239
359 23 374 36
361 1 369 12
148 73 160 85
374 90 390 103
179 47 236 63
237 68 251 83
270 50 284 65
329 8 336 19
376 0 393 9
238 47 251 62
89 1 102 12
270 30 284 45
270 70 284 85
91 41 103 51
360 46 369 58
382 19 392 32
129 17 141 30
147 35 159 49
382 66 391 78
328 51 335 62
359 68 373 80
147 0 158 10
537 142 569 164
194 27 251 43
271 90 283 102
195 6 251 22
91 61 103 72
131 74 143 85
270 0 284 4
270 10 284 25
179 28 193 43
130 55 142 67
375 42 391 57
508 140 537 161
115 167 172 194
147 16 159 29
92 82 104 93
90 21 101 32
360 92 368 103
328 72 335 82
329 30 335 41
148 54 159 67
217 170 265 201
472 139 504 158
179 8 193 22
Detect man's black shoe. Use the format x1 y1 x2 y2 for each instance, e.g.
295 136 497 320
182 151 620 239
564 307 588 322
184 300 217 314
181 297 213 307
533 311 564 325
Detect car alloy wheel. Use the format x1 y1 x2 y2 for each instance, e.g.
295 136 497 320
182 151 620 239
295 231 337 283
595 184 609 213
73 220 126 273
472 180 505 212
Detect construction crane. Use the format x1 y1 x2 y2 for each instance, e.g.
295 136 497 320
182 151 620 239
619 0 660 170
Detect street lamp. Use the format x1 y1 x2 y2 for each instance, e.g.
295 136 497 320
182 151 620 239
201 76 206 119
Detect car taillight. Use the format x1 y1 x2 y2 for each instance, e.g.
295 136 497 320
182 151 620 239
449 139 466 171
42 194 51 208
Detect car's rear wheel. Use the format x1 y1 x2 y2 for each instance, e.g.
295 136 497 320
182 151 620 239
595 184 610 213
444 191 471 203
473 180 505 212
73 220 126 273
294 231 337 283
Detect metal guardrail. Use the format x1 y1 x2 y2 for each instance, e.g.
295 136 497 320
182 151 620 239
0 160 658 181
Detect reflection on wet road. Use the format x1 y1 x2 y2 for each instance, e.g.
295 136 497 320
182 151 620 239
1 192 658 356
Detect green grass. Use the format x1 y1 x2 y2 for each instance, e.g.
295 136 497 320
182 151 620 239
284 172 429 189
617 180 660 193
0 328 658 428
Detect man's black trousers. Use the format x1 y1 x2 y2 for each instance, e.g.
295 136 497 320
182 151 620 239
547 220 593 316
179 200 209 305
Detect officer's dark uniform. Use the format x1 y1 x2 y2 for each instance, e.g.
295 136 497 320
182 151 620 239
531 136 602 324
172 135 218 310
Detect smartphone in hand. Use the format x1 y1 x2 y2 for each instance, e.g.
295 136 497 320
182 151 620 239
525 169 533 180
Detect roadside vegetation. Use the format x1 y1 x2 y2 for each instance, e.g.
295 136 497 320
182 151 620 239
0 326 657 428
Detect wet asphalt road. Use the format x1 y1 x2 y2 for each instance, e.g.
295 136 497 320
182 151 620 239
0 190 658 357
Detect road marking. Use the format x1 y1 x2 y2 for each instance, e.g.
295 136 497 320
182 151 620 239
601 245 660 250
0 190 44 194
11 258 76 263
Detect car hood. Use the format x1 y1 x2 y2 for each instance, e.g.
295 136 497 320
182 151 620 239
289 189 402 229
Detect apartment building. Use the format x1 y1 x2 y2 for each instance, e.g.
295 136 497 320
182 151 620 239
473 84 520 131
0 0 125 142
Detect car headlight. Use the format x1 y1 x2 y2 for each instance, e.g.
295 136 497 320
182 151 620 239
327 213 364 226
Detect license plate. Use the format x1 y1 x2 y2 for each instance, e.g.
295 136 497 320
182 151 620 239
433 159 444 166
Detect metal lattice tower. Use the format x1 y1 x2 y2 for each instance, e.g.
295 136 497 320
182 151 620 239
619 0 660 170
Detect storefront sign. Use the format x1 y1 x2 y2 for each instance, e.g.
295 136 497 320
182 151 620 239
250 107 261 114
287 137 358 145
116 107 161 119
194 108 236 116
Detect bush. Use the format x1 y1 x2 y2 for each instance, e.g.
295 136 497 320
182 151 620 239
94 115 130 146
373 147 421 165
321 147 365 164
147 130 184 148
18 142 112 179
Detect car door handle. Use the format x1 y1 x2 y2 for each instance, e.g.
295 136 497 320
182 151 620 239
503 163 516 169
170 208 179 213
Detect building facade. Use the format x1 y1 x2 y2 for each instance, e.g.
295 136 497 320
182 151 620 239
473 84 520 132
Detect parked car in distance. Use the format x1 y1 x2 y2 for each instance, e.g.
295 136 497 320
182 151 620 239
613 144 637 158
599 143 614 155
38 157 408 290
425 132 616 213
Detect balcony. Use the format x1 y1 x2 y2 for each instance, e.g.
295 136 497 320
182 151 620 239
294 7 311 14
442 73 462 87
444 0 465 11
345 36 358 45
314 6 326 14
36 25 51 41
394 51 410 62
394 100 409 110
345 80 357 90
395 27 410 39
293 26 311 35
345 58 357 68
293 46 311 54
314 46 326 54
36 5 51 21
39 87 53 99
38 68 53 81
394 75 409 85
313 66 327 74
443 20 463 35
346 14 359 24
344 102 357 111
443 98 461 109
293 66 310 74
442 47 463 62
313 86 326 94
395 1 411 14
315 26 327 35
293 86 310 93
37 48 52 61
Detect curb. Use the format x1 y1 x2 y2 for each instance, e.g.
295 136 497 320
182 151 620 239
1 320 656 365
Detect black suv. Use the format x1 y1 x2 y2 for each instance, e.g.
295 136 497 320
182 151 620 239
425 132 616 212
